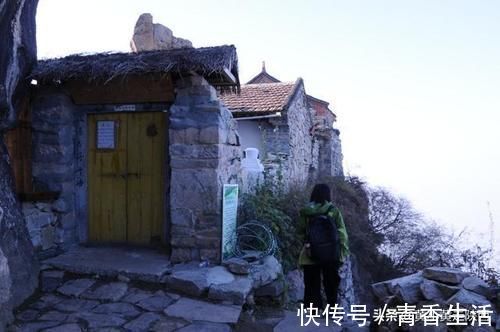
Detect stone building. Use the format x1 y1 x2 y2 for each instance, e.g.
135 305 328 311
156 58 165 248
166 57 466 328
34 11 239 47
5 45 241 264
220 64 343 187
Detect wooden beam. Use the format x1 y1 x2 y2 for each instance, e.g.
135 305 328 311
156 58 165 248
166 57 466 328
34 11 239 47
220 67 237 85
65 73 175 105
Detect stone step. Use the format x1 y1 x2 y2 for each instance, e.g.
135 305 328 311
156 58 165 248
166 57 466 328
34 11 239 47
41 247 284 307
42 247 172 283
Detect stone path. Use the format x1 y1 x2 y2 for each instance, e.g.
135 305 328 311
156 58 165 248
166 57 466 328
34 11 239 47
8 277 367 332
7 248 367 331
8 276 239 332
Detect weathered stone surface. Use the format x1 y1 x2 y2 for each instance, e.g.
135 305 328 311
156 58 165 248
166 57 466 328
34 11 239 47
25 211 54 231
43 247 171 283
249 256 282 288
462 276 491 298
164 297 242 323
169 75 241 264
130 13 192 52
274 310 340 332
372 272 424 303
285 269 304 303
446 288 493 306
57 278 95 297
52 198 70 213
54 298 99 312
172 37 193 49
207 266 235 285
255 279 285 297
165 269 210 297
176 322 232 332
422 267 470 285
223 257 250 275
41 225 56 250
92 302 141 318
42 324 82 332
420 279 459 301
236 307 285 332
0 187 39 325
153 23 174 49
11 321 60 332
121 288 152 304
30 294 65 310
17 309 39 321
38 310 68 321
41 270 65 293
0 0 40 322
208 276 253 304
123 312 163 332
77 312 127 328
81 282 128 302
151 317 189 332
136 293 174 312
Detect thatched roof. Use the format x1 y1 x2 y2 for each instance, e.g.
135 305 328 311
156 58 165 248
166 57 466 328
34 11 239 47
30 45 239 91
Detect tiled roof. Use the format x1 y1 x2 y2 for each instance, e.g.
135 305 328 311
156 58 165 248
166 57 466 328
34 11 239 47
246 71 281 84
220 80 300 115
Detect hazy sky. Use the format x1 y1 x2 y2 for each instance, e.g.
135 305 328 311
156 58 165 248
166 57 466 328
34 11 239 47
36 0 500 260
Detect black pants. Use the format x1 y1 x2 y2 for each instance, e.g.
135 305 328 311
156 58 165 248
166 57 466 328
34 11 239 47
303 262 341 309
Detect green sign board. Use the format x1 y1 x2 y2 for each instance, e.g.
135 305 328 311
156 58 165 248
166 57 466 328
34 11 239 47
222 184 239 260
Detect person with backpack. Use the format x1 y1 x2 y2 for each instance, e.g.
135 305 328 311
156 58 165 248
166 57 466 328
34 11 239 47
298 183 350 310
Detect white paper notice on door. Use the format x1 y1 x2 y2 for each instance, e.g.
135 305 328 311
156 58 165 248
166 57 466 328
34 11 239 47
97 120 116 149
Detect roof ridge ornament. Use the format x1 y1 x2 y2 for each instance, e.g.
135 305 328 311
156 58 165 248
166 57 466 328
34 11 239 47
262 61 266 73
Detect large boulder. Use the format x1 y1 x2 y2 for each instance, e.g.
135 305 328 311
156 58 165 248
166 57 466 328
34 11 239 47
371 272 424 303
420 279 460 302
285 269 304 303
0 0 40 327
462 276 492 298
446 288 493 307
422 267 470 285
130 13 192 52
249 255 282 288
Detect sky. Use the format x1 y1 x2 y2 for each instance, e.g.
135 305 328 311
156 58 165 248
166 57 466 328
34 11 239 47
36 0 500 265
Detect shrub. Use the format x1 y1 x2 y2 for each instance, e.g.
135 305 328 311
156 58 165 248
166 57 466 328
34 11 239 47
238 177 307 273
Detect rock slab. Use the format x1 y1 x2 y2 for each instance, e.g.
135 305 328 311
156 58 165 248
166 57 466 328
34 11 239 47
422 267 470 285
164 297 242 323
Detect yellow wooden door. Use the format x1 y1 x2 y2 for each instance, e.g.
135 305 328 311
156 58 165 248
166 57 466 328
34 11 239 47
88 112 165 245
127 112 166 244
88 113 128 243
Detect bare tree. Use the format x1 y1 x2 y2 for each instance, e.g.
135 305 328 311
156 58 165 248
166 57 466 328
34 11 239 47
368 187 421 234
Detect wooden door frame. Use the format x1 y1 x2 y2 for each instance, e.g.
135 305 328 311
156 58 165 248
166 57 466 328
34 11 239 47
74 107 170 249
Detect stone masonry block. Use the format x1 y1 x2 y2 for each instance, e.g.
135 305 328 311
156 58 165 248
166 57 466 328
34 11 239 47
170 144 220 159
200 249 220 263
170 236 196 248
170 158 219 170
33 143 73 164
171 208 196 228
170 225 195 237
170 248 193 264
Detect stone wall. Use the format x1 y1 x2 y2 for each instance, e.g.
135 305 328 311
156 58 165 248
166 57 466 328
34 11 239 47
29 93 79 254
22 200 69 259
316 128 344 179
169 75 241 264
258 84 314 187
331 129 344 177
286 86 314 186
